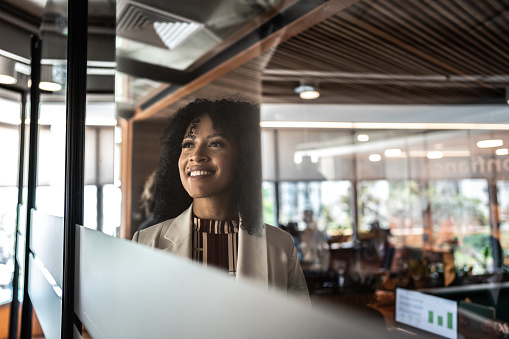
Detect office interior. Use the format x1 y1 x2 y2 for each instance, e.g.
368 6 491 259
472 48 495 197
0 0 509 338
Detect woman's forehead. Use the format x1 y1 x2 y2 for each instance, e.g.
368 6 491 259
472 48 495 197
185 114 224 136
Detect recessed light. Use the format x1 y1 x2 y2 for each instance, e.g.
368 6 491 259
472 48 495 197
385 149 402 157
496 148 508 156
477 139 503 148
427 151 443 159
369 154 381 162
294 85 320 100
357 134 369 142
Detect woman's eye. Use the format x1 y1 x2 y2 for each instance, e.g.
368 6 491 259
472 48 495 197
209 140 224 147
181 141 194 148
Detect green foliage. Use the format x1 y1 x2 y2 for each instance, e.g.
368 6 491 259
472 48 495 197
262 185 275 226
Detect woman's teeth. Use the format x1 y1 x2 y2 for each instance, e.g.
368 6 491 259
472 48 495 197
190 171 213 177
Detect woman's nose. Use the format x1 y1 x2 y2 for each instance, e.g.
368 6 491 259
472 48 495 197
189 146 209 162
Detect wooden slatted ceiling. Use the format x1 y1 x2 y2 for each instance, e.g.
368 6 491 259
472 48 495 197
146 0 509 121
268 0 509 75
261 0 509 104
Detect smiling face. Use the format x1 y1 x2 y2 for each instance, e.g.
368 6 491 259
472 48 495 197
178 114 237 204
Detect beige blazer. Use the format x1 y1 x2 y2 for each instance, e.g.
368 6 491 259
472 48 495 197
132 205 309 299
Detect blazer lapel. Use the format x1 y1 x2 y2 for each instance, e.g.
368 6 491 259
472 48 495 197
161 204 193 258
237 224 268 288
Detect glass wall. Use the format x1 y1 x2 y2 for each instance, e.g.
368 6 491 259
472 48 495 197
0 97 120 305
114 0 509 336
262 125 509 278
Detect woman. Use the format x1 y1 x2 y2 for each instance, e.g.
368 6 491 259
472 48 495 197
133 98 308 299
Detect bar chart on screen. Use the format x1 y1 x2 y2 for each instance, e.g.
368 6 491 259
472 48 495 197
395 288 458 339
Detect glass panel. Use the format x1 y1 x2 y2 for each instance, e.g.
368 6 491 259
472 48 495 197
115 0 509 335
77 226 364 338
0 187 18 304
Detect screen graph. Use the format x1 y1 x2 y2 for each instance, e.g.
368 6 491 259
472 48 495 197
396 288 457 339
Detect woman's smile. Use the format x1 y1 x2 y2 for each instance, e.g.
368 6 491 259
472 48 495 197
189 170 214 177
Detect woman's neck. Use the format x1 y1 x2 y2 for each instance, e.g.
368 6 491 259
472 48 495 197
192 197 237 221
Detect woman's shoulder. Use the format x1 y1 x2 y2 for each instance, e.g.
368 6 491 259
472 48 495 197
264 224 295 248
132 218 175 246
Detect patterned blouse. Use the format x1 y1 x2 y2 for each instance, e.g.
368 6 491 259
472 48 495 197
191 215 239 276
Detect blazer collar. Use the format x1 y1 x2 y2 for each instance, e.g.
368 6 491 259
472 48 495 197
162 204 268 287
161 204 193 258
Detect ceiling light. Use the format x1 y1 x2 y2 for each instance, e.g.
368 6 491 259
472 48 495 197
427 151 443 159
0 74 16 84
0 56 17 84
294 85 320 100
39 65 64 92
496 148 508 156
477 139 503 148
357 134 369 142
39 82 62 91
385 149 402 157
369 154 381 162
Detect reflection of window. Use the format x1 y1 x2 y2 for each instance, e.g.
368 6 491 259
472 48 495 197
278 181 351 235
262 182 276 226
430 180 490 274
0 187 18 301
359 180 422 248
103 184 122 237
497 180 509 265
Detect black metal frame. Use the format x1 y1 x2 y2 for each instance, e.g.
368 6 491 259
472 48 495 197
19 34 42 339
61 0 88 337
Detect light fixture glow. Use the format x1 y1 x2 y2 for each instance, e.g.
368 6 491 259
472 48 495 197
299 90 320 100
357 134 369 142
427 151 443 159
369 154 381 162
39 82 62 91
477 139 503 148
0 74 16 84
496 148 509 156
294 85 320 100
385 149 402 157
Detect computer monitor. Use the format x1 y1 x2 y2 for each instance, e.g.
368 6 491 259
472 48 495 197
395 287 458 339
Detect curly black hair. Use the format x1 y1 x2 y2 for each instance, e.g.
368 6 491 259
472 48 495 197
152 98 263 236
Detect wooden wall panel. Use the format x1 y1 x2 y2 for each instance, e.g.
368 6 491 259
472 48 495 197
129 120 167 237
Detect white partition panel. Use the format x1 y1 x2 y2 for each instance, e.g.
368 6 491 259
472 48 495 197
29 254 62 339
76 226 385 339
30 210 64 287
